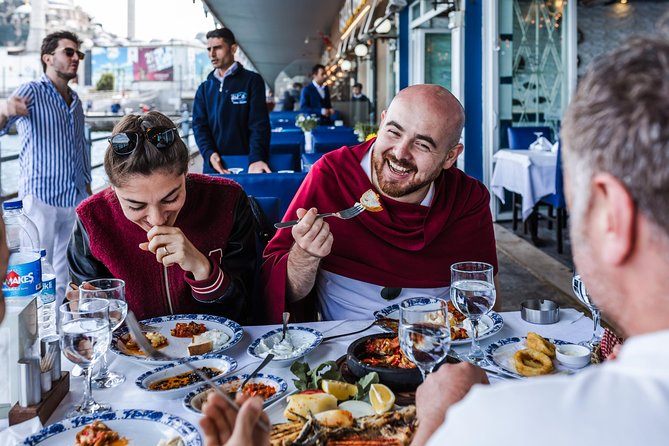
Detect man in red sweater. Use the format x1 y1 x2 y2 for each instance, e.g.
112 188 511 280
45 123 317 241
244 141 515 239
262 84 497 323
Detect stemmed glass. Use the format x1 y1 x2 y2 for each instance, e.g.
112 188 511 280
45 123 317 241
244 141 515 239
572 273 602 350
59 298 111 417
80 279 127 389
450 262 496 365
398 298 450 382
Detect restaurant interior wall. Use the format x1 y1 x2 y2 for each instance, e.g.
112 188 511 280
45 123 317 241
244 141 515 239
577 1 669 79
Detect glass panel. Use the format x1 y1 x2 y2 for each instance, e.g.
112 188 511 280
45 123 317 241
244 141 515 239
499 0 565 143
424 33 452 89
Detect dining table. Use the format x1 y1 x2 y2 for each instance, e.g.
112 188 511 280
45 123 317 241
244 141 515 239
490 149 558 221
2 308 596 444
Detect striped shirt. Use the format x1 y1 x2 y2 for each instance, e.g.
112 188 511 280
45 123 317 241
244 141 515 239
0 75 91 207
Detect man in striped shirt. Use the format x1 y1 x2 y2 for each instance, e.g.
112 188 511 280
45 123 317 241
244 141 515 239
0 31 91 305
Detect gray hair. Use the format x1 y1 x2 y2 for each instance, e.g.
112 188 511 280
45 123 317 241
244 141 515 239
561 37 669 238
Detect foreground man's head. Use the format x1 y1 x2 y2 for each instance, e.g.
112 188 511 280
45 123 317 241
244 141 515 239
561 37 669 336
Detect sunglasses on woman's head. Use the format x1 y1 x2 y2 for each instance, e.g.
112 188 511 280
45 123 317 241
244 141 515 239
108 127 178 155
51 47 86 60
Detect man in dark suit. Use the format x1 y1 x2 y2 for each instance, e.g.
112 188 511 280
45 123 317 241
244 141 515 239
300 64 335 124
282 82 302 111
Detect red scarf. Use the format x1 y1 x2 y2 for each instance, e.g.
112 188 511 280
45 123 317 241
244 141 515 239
262 139 497 323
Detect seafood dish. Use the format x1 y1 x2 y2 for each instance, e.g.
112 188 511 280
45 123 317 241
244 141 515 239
148 367 223 391
75 421 127 446
357 337 415 369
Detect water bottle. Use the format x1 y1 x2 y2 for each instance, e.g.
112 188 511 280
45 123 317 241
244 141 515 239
2 199 42 299
38 249 56 338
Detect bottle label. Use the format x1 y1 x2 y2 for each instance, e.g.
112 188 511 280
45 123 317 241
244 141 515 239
3 253 42 297
41 276 56 304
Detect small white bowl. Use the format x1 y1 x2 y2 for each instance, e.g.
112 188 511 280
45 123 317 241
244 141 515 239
556 344 591 368
247 326 322 365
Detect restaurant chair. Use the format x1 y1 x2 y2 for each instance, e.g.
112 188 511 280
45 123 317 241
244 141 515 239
217 172 308 216
537 142 566 254
507 126 554 232
312 132 360 153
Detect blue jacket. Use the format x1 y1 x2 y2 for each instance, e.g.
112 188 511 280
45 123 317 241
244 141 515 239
192 65 270 173
300 82 332 124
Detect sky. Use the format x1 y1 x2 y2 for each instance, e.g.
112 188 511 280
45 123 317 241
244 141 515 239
73 0 217 42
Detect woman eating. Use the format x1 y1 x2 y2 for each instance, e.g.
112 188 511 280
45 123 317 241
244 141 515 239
67 111 255 322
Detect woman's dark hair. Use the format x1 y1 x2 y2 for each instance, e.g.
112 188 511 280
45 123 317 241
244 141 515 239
104 111 189 187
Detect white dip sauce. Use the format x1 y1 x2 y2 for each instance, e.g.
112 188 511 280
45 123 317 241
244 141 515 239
256 332 308 359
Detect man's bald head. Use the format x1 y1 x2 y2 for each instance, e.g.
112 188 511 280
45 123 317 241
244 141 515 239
388 84 465 149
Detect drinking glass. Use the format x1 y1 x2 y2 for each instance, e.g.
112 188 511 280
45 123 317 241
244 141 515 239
450 261 496 365
398 298 450 382
80 279 127 389
59 298 111 417
572 273 602 350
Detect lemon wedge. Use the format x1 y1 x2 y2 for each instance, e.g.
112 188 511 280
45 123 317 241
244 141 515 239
321 380 358 401
369 383 395 414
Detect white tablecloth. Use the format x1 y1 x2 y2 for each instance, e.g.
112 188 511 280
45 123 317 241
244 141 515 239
2 309 596 442
490 149 558 220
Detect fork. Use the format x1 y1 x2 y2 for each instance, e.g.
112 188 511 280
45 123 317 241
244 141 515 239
274 202 366 229
125 312 270 432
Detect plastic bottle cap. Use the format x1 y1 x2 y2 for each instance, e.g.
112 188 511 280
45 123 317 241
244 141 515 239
2 199 23 210
40 249 47 257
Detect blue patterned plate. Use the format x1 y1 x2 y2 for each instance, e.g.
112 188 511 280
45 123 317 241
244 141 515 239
247 326 323 365
111 313 243 365
485 336 585 379
374 299 504 345
183 372 288 414
136 353 237 399
22 409 202 445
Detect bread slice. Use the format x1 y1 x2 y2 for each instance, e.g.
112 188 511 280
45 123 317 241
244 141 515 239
187 339 213 356
360 189 383 212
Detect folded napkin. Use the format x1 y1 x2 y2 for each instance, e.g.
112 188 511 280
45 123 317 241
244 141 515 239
551 141 559 153
0 416 42 446
529 136 553 152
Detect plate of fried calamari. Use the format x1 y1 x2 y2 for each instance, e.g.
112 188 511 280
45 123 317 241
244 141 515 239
485 333 590 379
111 314 243 365
374 298 504 345
21 409 201 445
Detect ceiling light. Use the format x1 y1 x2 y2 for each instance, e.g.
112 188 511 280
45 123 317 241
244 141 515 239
354 43 369 57
341 60 353 71
374 17 392 34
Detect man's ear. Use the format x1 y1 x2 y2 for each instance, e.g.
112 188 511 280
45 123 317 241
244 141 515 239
378 110 386 127
442 143 464 169
231 43 238 55
42 53 51 68
590 172 635 266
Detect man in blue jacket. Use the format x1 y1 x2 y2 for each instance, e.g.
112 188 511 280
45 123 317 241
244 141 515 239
300 64 335 124
193 28 271 174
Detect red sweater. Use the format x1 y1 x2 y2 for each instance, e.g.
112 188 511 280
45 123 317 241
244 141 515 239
262 139 498 324
70 174 255 321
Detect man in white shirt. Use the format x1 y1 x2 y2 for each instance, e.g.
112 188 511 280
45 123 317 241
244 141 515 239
197 37 669 446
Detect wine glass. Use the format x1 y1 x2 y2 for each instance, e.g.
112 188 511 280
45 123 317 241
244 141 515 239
450 262 496 365
572 273 602 350
80 279 127 389
398 298 450 382
59 298 111 417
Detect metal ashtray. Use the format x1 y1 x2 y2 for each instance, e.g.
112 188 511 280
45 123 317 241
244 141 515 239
520 299 560 324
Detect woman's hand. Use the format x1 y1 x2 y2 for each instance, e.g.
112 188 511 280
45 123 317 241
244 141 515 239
139 226 212 280
200 393 269 446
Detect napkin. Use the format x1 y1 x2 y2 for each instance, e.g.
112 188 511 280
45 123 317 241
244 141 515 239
529 136 553 152
551 141 559 153
0 416 42 446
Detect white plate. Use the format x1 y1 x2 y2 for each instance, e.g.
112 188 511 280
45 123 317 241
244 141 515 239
135 353 237 399
111 314 243 365
247 326 322 364
22 409 202 445
485 336 589 379
183 372 288 414
373 299 504 345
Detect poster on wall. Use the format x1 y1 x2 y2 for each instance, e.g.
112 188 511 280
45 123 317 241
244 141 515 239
134 47 174 81
91 47 133 89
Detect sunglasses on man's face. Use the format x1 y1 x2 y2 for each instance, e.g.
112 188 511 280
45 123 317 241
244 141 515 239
52 47 85 60
108 127 178 155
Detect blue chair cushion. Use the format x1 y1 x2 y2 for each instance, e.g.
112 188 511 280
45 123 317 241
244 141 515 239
217 172 308 217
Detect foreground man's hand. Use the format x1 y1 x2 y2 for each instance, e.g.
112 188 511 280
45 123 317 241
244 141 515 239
411 363 489 446
200 392 269 446
291 208 333 259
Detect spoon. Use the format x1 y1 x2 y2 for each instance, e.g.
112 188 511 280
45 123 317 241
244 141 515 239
236 353 275 396
281 312 290 341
